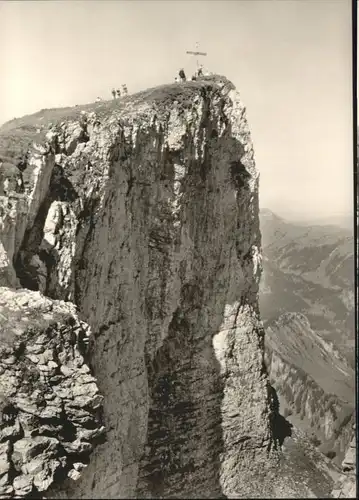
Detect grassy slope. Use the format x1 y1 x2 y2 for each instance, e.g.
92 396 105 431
0 84 193 165
0 75 232 165
0 78 228 201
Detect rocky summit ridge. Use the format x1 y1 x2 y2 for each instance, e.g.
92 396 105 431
0 76 353 498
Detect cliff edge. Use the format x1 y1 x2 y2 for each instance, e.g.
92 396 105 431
0 76 339 498
331 430 357 498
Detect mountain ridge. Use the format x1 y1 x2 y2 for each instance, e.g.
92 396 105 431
260 208 355 473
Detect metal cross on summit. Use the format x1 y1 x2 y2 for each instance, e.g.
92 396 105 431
186 42 207 69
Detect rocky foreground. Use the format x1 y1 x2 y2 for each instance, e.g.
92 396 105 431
0 288 104 497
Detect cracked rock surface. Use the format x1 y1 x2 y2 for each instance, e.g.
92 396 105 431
0 288 104 498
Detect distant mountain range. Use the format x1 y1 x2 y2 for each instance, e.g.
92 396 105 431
259 209 355 463
297 215 353 231
260 208 354 231
259 208 354 367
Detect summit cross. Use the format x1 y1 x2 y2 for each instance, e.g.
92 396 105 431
186 42 207 68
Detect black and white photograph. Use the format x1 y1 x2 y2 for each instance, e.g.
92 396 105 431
0 0 356 498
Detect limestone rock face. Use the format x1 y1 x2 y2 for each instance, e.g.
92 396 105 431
331 432 357 498
0 288 104 498
0 77 335 498
49 77 273 499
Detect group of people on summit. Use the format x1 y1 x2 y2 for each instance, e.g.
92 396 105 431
111 84 128 99
95 84 128 102
109 64 206 99
98 65 207 102
175 65 205 83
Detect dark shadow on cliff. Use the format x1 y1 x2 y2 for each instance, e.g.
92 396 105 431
131 111 255 499
136 305 226 499
13 164 78 299
131 105 238 497
269 385 293 447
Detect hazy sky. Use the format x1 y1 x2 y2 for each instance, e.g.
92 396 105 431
0 0 353 220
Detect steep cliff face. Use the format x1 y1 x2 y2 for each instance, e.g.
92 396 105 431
0 77 339 498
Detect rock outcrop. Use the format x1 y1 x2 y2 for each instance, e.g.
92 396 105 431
0 76 342 498
331 431 356 498
0 288 104 498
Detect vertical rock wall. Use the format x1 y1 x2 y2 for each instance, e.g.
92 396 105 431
1 78 282 498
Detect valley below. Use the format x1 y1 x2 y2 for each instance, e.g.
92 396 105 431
259 209 355 469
